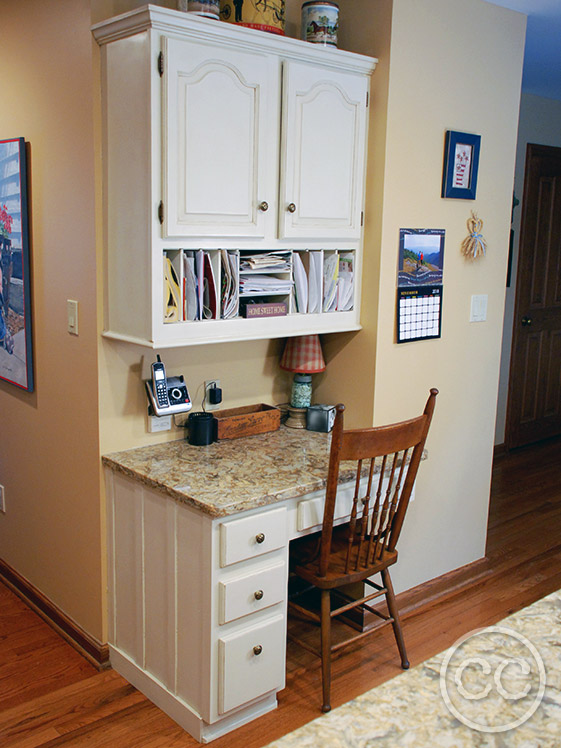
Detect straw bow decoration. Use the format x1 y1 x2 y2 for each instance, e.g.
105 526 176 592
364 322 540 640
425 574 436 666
461 211 487 259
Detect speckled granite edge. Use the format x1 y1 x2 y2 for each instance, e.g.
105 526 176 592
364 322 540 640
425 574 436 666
102 428 423 519
102 428 336 518
265 588 561 748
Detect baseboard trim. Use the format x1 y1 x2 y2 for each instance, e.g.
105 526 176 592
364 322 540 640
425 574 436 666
0 558 109 670
396 556 492 619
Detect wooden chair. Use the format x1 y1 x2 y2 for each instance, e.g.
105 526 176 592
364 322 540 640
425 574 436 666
288 388 438 712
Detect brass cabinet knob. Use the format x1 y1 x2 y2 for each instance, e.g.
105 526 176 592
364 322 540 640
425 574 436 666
253 645 263 656
258 201 269 212
287 202 296 213
255 533 265 544
254 589 264 600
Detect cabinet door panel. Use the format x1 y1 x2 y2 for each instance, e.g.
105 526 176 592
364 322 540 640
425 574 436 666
280 61 368 240
164 38 278 238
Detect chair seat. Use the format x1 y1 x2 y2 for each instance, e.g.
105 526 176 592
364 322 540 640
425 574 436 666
291 527 398 589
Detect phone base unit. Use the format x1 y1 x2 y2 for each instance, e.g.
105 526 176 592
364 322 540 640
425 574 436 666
146 373 192 417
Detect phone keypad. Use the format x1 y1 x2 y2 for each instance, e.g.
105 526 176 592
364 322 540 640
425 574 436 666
156 382 168 405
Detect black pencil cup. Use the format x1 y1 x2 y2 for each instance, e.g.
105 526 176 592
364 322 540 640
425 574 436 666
187 412 215 446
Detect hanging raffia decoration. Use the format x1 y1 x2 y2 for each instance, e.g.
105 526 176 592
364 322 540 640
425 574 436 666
461 211 487 259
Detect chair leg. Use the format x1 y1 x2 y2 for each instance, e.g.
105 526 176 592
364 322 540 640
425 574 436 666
320 589 332 712
382 568 409 669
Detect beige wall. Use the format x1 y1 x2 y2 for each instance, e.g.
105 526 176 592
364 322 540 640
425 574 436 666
0 0 103 639
495 93 561 444
0 0 526 644
369 0 525 592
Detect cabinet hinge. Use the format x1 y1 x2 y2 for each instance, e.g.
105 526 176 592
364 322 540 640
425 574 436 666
158 52 164 77
361 211 364 227
158 201 164 225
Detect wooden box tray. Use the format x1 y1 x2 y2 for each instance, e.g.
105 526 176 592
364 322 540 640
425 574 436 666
213 404 280 440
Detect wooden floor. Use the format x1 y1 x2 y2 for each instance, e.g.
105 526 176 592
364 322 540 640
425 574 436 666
2 436 561 747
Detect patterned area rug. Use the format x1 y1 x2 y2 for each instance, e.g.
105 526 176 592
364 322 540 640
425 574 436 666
266 589 561 747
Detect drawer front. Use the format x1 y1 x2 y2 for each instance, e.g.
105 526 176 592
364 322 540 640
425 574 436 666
220 507 287 567
297 484 355 532
219 560 286 624
297 477 400 532
218 614 285 714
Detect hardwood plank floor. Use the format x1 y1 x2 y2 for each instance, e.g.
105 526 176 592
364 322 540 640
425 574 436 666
1 436 560 747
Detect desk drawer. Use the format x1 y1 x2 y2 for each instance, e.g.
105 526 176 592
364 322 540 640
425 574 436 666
218 560 286 624
218 614 285 714
220 507 287 567
297 489 354 532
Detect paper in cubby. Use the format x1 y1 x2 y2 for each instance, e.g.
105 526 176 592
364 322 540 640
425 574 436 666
337 253 354 311
308 251 322 314
164 254 181 323
323 253 339 312
220 250 239 319
293 252 308 313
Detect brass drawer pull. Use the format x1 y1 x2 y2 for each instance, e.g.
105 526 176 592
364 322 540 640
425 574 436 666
258 201 269 212
254 589 264 600
255 533 265 544
253 645 263 656
287 202 296 213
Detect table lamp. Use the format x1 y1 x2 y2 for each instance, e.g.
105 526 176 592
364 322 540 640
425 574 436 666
280 334 326 428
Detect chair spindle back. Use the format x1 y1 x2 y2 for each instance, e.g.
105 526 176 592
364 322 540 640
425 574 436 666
318 389 438 579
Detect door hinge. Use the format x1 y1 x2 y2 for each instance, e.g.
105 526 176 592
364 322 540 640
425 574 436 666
158 201 164 225
158 52 164 77
366 91 369 107
361 211 364 226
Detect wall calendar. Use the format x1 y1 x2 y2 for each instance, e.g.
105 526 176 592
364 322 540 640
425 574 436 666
397 228 445 343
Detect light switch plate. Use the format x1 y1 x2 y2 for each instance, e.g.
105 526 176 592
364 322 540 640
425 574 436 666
67 299 79 335
470 294 488 323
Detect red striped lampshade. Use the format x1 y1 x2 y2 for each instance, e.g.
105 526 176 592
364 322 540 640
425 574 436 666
279 335 326 373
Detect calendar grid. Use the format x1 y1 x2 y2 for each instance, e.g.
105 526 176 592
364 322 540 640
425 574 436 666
397 286 442 343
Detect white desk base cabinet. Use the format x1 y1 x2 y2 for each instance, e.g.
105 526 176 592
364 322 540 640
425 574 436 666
105 466 411 742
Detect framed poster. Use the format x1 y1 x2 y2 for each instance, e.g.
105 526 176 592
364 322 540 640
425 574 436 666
441 130 481 200
0 137 33 391
397 228 445 343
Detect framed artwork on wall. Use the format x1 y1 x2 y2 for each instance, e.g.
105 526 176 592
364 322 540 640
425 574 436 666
441 130 481 200
0 137 33 392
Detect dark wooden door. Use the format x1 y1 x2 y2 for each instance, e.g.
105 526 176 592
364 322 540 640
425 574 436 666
507 143 561 448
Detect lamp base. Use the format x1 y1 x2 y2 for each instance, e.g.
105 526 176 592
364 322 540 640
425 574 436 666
285 406 307 429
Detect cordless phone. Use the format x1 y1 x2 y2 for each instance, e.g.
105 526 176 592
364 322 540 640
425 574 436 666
152 357 169 410
146 355 192 417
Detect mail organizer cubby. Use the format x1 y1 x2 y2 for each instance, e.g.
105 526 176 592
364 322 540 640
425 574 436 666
93 5 376 348
163 249 356 325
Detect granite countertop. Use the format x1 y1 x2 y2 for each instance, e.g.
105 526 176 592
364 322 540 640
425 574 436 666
103 427 339 518
265 588 561 747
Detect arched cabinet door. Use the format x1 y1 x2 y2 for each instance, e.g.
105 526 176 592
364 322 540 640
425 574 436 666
163 37 278 239
279 60 369 241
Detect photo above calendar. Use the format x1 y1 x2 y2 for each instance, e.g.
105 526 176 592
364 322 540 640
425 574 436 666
396 228 445 343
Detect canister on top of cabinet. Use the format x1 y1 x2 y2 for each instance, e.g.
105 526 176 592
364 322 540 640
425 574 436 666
301 2 339 47
178 0 220 18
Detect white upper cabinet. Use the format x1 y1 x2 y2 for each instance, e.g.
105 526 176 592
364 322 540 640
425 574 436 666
164 37 278 239
93 7 376 348
279 61 368 241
